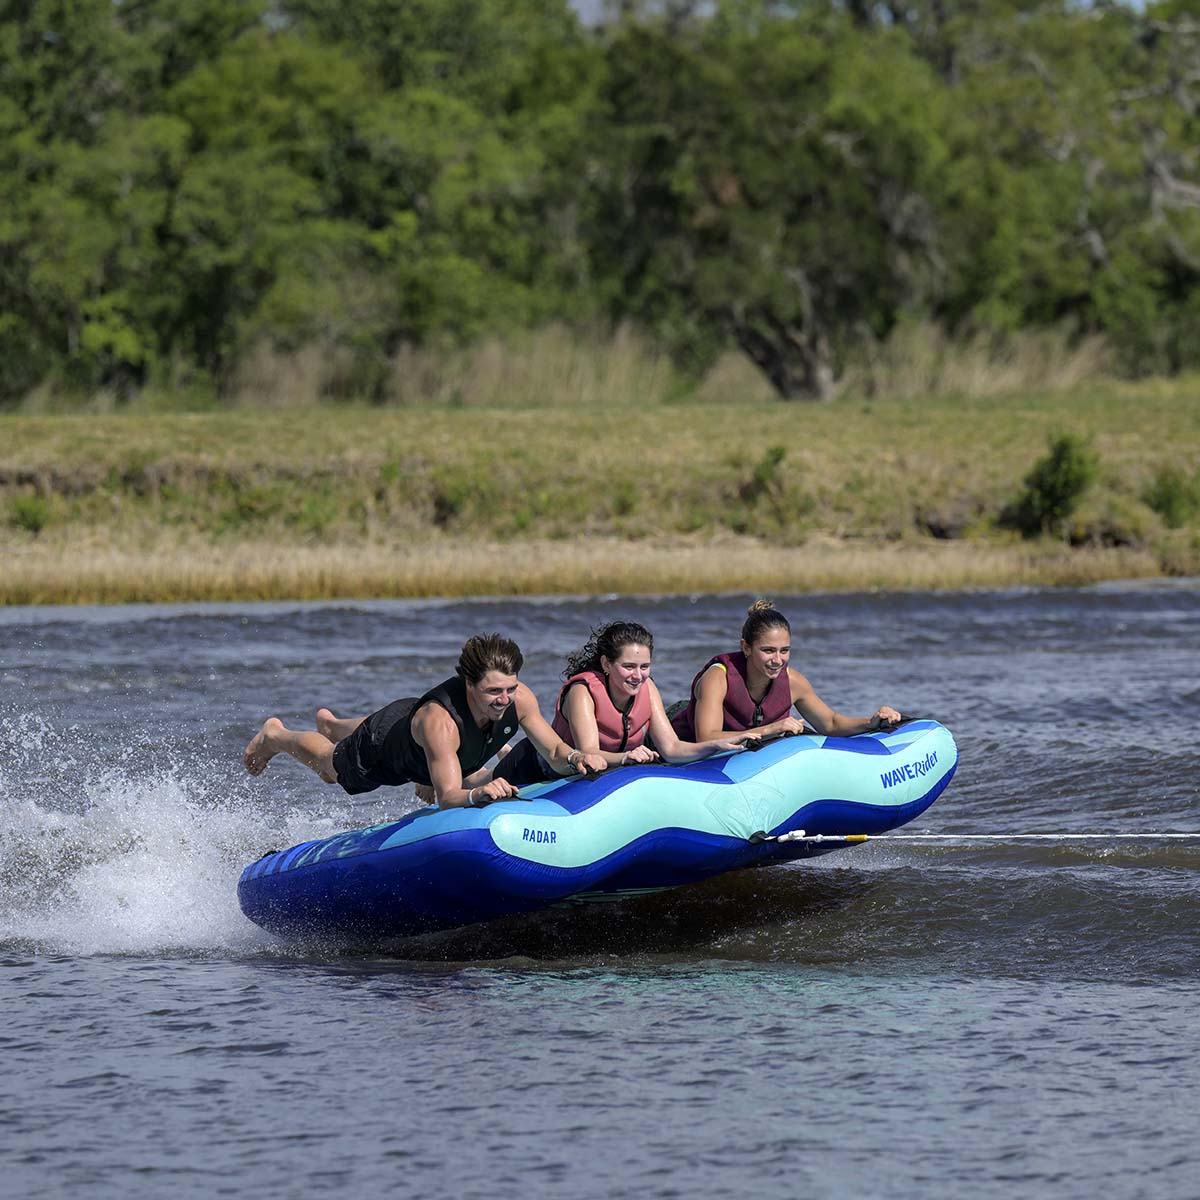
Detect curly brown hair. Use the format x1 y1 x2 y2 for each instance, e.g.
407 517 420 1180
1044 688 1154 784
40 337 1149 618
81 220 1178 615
563 620 654 678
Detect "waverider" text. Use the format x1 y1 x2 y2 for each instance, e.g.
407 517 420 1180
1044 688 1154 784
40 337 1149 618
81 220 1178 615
880 751 938 789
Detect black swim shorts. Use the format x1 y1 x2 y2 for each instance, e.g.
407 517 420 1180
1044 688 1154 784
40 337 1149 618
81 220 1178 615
331 697 419 795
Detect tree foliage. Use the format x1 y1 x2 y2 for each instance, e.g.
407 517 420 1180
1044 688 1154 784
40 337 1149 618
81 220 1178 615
0 0 1196 403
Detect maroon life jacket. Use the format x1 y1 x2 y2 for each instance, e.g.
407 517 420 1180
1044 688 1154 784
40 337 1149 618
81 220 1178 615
551 669 652 752
670 651 792 738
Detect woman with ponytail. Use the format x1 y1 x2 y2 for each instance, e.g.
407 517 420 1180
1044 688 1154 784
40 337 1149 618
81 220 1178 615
671 600 901 742
491 619 755 787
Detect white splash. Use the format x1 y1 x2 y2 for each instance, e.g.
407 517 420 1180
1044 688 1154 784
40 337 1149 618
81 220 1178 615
0 712 352 956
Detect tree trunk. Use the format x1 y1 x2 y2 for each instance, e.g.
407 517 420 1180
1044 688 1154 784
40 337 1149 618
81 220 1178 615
733 312 836 401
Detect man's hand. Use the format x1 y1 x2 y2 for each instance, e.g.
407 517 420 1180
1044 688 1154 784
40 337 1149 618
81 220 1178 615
467 778 523 807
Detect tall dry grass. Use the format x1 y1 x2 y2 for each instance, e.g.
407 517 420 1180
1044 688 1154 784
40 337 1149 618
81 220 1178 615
388 323 686 409
221 324 689 410
229 343 336 409
839 322 1112 401
11 320 1115 413
0 534 1168 607
217 320 1113 411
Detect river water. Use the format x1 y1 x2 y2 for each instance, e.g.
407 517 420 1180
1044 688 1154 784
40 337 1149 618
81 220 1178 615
1 584 1197 1198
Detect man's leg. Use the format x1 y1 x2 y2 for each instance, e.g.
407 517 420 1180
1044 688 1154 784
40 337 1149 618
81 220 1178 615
243 718 338 783
316 708 364 742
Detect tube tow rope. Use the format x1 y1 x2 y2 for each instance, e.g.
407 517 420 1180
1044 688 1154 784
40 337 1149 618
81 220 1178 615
866 833 1200 842
753 831 1200 844
752 830 869 844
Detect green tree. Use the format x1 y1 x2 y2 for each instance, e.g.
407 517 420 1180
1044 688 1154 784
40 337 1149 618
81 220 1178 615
268 0 603 388
880 0 1200 375
0 0 143 397
588 3 953 397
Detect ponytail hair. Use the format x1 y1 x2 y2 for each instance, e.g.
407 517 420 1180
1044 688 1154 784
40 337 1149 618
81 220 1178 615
741 598 790 647
563 620 654 678
456 633 524 684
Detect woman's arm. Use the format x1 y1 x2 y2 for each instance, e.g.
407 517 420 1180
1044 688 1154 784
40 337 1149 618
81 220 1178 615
692 663 807 741
645 682 753 764
514 683 607 777
790 669 901 736
562 684 658 767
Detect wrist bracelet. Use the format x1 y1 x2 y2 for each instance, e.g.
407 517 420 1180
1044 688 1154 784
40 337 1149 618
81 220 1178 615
467 788 477 807
567 750 580 767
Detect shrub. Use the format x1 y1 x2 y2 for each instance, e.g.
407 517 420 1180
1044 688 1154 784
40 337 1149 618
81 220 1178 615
9 494 52 535
612 481 639 517
738 446 788 505
1142 465 1200 529
1002 434 1098 537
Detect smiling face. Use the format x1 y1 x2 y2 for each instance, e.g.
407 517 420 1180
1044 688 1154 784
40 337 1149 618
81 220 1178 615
466 669 520 726
741 625 791 687
600 643 652 707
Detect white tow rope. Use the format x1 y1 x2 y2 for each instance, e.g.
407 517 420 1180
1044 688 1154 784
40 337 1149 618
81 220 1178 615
755 830 1200 844
755 830 867 844
869 833 1200 842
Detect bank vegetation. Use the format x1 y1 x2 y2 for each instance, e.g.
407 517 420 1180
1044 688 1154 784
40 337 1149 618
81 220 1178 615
3 380 1197 604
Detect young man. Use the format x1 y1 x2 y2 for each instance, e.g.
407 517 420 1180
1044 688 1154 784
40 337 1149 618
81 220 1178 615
242 633 606 808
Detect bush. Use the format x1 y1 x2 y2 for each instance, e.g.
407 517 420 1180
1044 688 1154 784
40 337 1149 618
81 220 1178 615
9 494 52 535
1002 434 1098 537
738 446 788 505
1067 492 1159 549
1142 465 1200 529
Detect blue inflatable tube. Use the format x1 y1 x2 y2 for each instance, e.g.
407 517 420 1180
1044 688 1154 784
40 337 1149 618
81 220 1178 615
238 719 957 941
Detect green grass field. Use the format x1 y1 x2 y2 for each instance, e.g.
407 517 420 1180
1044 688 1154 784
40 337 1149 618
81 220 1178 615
3 381 1197 604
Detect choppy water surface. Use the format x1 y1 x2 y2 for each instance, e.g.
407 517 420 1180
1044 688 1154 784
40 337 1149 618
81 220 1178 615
2 585 1197 1198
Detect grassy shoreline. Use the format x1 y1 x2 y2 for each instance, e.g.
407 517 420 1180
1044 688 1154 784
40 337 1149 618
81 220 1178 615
0 535 1177 607
3 385 1197 605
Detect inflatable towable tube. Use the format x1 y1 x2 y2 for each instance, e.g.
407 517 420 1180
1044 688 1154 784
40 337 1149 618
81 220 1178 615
238 718 957 941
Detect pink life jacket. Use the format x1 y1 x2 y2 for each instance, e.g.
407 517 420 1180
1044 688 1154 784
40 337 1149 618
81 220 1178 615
551 669 652 752
670 651 793 738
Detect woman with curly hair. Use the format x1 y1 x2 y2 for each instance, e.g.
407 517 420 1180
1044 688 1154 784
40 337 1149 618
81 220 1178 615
489 619 756 787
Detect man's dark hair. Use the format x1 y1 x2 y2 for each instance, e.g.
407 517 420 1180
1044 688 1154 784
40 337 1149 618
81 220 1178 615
456 633 524 683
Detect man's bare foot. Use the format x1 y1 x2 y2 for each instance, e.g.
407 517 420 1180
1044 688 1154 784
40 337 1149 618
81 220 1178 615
316 708 337 739
316 708 362 742
244 718 284 775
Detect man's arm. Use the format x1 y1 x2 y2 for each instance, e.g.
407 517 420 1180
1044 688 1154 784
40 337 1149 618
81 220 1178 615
411 704 520 808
